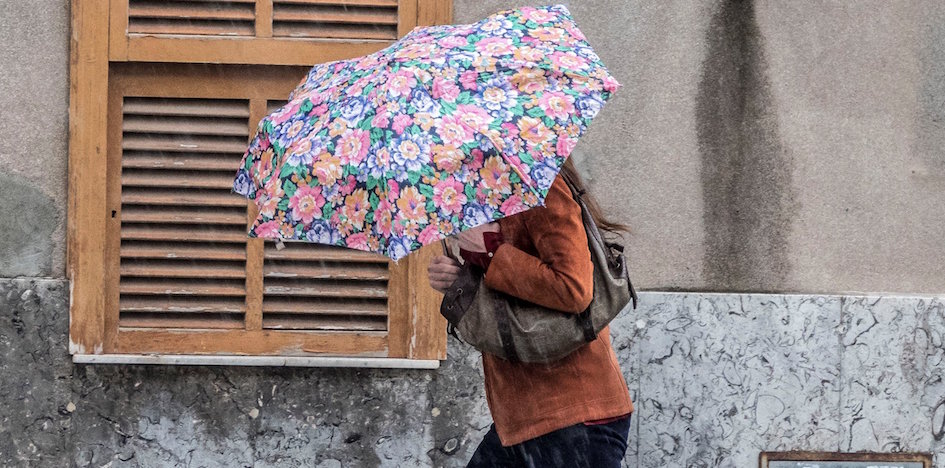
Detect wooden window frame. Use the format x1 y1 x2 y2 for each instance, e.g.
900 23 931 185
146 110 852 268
68 0 453 366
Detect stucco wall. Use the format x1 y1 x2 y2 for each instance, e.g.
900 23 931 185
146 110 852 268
1 1 944 467
457 0 945 294
0 0 70 278
1 2 943 291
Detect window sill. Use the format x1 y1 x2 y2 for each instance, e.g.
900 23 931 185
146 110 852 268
72 354 440 369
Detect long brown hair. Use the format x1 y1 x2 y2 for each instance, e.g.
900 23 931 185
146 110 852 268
559 159 630 234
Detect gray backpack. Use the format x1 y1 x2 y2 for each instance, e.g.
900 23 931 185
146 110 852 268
439 176 637 363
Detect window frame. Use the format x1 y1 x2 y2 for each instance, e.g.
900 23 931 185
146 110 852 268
68 0 452 366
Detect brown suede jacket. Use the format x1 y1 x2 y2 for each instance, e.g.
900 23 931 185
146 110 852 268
479 176 633 446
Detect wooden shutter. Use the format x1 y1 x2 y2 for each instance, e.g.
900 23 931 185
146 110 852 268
109 0 418 65
116 96 251 330
70 0 453 363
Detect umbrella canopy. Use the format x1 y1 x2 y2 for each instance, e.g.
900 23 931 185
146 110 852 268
233 4 619 260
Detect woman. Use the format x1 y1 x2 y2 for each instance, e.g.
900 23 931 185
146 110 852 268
427 159 634 468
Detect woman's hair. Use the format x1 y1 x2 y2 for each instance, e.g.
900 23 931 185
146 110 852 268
558 158 631 234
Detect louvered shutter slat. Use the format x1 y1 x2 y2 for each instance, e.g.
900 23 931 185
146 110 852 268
124 98 250 118
264 280 388 299
121 224 248 243
264 246 388 263
122 153 243 171
262 298 387 316
272 1 399 40
274 0 398 6
263 262 390 281
272 7 399 25
119 97 251 330
121 295 246 313
121 260 246 279
263 315 386 331
120 278 246 296
123 135 248 154
121 242 246 261
121 170 238 189
122 188 248 208
121 205 247 225
123 116 249 137
128 0 256 36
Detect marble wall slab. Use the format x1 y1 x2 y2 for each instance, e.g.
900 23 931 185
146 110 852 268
3 279 943 467
612 292 945 468
840 296 945 462
625 293 843 467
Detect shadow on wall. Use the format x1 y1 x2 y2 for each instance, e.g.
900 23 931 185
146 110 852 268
0 171 57 277
697 0 797 291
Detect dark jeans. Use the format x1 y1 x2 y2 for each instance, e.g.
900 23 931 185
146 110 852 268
466 415 631 468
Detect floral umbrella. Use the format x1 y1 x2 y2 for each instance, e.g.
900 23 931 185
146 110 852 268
233 4 619 260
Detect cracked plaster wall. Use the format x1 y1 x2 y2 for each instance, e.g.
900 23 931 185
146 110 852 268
2 280 943 467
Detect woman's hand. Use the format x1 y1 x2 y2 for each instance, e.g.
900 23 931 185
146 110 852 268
427 255 462 293
456 222 501 253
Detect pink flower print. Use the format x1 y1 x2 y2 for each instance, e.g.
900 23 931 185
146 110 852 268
257 177 284 218
455 104 493 132
551 51 589 71
602 74 621 93
437 115 475 147
391 114 413 135
255 220 281 238
501 121 519 138
538 91 576 121
336 128 370 165
460 70 479 90
432 77 460 101
387 180 400 202
478 37 514 56
433 177 467 216
438 35 468 49
556 135 578 158
374 199 393 238
387 70 417 97
345 232 369 250
289 184 325 225
418 224 443 245
531 26 565 43
500 194 527 216
372 105 391 128
523 7 557 24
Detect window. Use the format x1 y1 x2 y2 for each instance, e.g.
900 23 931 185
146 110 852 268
68 0 452 366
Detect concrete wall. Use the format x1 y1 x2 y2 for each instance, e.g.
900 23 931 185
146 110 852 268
0 1 942 290
1 1 944 467
4 281 944 467
457 0 945 294
0 0 70 277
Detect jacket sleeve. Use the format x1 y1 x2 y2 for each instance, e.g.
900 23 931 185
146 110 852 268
483 177 594 313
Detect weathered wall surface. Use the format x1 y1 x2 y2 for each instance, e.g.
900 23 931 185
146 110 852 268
457 0 945 294
2 0 944 467
0 0 70 277
3 281 943 467
0 1 942 289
